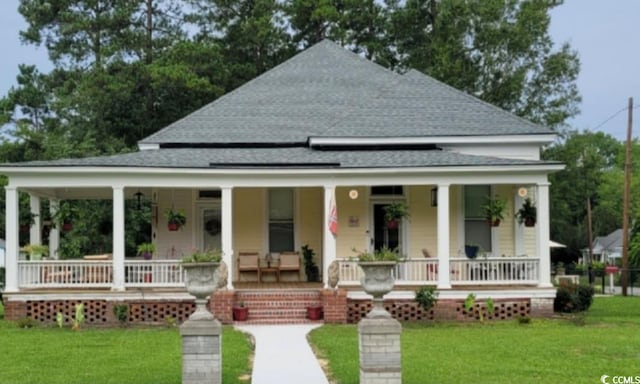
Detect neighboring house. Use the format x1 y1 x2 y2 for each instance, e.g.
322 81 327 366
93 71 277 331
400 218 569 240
583 229 623 265
0 41 562 323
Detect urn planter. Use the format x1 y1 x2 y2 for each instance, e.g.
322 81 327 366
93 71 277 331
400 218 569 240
183 262 219 321
359 261 396 319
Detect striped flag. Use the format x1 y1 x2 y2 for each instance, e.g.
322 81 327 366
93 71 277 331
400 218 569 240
328 192 338 237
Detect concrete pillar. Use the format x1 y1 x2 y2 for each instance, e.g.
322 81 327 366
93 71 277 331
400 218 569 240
436 184 451 289
112 186 125 291
359 317 402 384
5 187 19 292
322 185 337 288
221 187 234 289
180 320 222 384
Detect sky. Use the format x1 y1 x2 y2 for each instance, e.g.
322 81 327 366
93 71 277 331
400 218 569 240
0 0 638 140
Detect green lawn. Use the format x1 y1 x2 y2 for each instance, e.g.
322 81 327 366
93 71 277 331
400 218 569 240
309 296 640 384
0 303 252 384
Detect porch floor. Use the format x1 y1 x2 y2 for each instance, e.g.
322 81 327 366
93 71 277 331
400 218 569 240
233 282 323 290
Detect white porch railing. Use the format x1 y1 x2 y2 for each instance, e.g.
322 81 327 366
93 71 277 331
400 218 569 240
450 257 539 285
124 261 184 288
338 257 539 286
17 260 185 289
338 259 439 285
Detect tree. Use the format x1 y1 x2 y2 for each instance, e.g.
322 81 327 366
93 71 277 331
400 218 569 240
543 131 622 261
389 0 580 131
188 0 294 89
19 0 140 69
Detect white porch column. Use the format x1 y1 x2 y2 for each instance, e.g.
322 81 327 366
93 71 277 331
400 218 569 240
5 187 19 292
322 185 337 288
49 200 60 259
536 182 552 288
112 186 126 291
221 187 234 289
29 194 42 246
437 184 451 289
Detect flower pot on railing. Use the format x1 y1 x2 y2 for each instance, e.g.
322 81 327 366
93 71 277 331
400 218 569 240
465 245 479 259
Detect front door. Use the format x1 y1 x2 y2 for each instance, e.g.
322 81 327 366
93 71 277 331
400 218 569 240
372 203 402 252
198 203 222 251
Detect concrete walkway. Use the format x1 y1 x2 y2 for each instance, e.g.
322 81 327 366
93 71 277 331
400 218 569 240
234 324 330 384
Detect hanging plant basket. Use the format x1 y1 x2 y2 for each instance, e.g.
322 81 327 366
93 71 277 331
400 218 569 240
62 221 73 232
524 217 536 227
165 208 186 232
488 219 501 227
386 219 399 229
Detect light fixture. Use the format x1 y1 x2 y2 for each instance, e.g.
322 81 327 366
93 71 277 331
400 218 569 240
349 189 359 200
430 187 438 207
134 190 144 211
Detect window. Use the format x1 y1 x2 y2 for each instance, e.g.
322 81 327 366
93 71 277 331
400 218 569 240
268 189 294 252
464 186 491 252
198 190 221 199
371 186 404 196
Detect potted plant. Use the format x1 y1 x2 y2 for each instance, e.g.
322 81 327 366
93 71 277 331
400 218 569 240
464 244 480 259
301 244 319 282
516 197 537 227
52 203 77 232
482 195 507 227
19 211 37 233
356 247 400 319
383 202 410 229
22 244 49 261
233 301 249 321
181 248 222 321
164 208 186 231
137 243 156 260
306 304 323 320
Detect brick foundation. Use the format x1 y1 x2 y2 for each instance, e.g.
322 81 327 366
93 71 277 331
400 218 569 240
209 290 234 324
320 289 347 323
2 290 552 325
347 297 533 323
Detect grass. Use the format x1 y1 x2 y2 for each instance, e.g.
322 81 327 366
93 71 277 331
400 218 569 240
0 302 253 384
309 296 640 384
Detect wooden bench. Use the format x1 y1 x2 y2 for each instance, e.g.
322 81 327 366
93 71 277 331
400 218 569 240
237 252 260 282
279 252 301 281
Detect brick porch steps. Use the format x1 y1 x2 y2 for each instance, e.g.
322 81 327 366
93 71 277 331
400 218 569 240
233 289 323 324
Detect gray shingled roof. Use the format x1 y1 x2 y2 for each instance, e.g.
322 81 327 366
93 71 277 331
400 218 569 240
140 40 552 145
6 148 558 169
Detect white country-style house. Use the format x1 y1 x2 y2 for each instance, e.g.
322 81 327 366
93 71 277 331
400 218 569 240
1 40 561 323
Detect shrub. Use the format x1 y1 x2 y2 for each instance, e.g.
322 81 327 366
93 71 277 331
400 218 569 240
517 316 532 324
554 282 595 313
415 286 438 312
16 317 36 328
113 304 129 325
